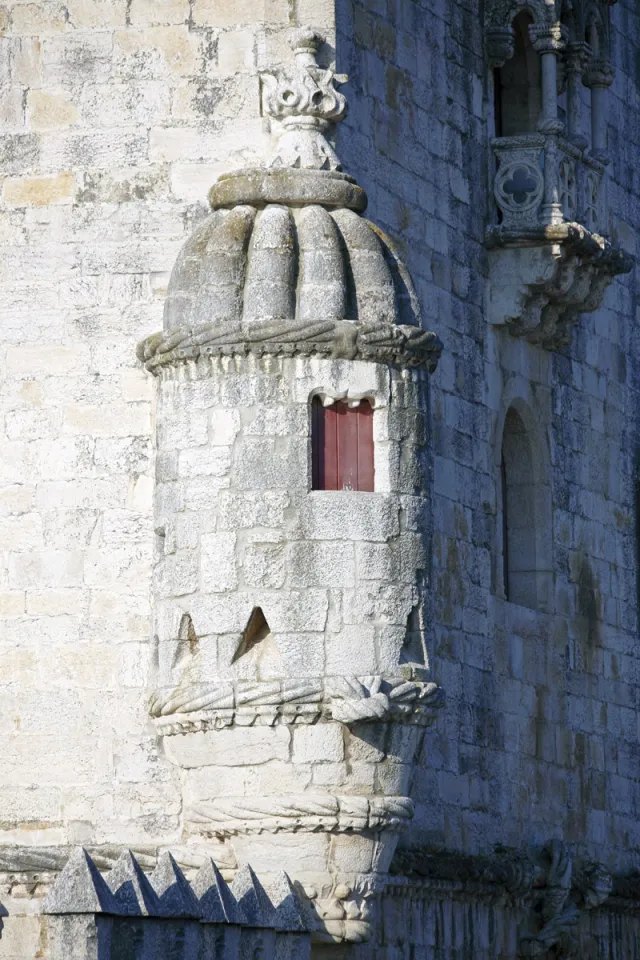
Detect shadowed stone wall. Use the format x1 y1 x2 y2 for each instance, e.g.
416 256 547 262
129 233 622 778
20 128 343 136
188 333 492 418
336 0 640 871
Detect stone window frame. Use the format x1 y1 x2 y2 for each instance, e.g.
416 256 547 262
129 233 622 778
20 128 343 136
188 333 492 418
309 387 386 493
311 395 375 492
493 389 553 613
306 365 398 496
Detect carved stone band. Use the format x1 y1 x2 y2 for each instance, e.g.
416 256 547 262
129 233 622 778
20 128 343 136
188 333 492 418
187 794 415 836
209 168 367 213
149 675 445 735
137 318 443 375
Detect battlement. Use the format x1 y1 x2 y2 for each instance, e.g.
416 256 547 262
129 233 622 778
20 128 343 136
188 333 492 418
30 848 311 960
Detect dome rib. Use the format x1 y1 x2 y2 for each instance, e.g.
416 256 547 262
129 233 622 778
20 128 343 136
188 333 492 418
192 206 256 327
296 205 346 322
243 205 296 322
330 209 396 324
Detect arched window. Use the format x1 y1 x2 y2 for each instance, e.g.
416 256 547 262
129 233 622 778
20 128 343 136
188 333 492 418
500 405 551 610
494 13 542 136
311 396 374 492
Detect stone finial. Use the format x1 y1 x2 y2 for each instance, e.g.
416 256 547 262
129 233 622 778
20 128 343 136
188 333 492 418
42 847 118 916
150 851 201 918
231 865 277 928
261 27 347 171
193 858 247 925
106 850 161 916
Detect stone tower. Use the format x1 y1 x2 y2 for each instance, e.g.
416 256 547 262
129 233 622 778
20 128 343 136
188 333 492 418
138 28 443 943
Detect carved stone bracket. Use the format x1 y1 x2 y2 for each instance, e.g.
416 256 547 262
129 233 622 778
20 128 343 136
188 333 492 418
389 840 613 959
486 223 634 349
519 841 612 958
307 875 384 944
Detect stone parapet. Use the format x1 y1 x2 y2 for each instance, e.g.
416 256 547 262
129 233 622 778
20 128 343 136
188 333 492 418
36 848 310 960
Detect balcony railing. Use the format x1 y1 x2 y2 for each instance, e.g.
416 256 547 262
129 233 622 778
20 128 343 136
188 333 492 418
491 133 606 236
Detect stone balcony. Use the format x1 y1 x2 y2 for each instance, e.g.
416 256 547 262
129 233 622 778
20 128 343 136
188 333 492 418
491 133 605 233
486 132 633 350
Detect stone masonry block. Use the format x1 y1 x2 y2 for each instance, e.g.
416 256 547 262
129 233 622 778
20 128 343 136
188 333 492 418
164 726 291 768
292 724 344 764
299 493 400 542
288 541 355 589
325 624 377 675
243 543 287 589
201 532 237 592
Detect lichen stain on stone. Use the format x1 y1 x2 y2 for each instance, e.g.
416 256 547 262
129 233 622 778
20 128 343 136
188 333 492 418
385 65 412 112
576 553 602 652
191 78 224 117
613 507 632 531
453 503 469 540
440 538 466 626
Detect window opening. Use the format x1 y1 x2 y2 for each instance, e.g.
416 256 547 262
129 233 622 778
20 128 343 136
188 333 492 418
496 13 541 136
312 397 374 492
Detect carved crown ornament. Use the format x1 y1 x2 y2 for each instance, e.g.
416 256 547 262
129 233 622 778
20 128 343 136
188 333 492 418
260 27 347 171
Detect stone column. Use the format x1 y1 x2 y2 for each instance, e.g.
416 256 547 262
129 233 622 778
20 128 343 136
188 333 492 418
584 59 614 163
530 24 566 224
565 42 590 150
138 28 444 947
531 24 566 136
531 25 566 226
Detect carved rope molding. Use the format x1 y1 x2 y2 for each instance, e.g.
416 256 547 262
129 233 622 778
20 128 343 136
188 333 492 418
186 794 415 837
149 675 445 735
137 318 443 375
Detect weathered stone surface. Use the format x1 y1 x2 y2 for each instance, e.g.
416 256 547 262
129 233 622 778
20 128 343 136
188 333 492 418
193 858 246 925
2 2 640 959
149 851 201 918
42 847 118 915
106 850 161 917
231 865 277 929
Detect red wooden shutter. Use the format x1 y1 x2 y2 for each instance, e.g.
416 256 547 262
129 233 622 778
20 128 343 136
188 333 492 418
312 398 374 492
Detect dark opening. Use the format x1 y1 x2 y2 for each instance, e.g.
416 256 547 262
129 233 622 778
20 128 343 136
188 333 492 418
233 607 270 663
496 13 542 136
501 453 510 600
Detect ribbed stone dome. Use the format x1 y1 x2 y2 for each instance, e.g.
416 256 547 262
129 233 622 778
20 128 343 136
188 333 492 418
139 27 441 375
163 169 420 334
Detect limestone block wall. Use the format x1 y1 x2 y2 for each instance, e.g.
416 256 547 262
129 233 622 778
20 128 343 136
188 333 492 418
146 353 434 896
151 356 428 690
0 0 336 846
2 0 640 902
337 0 640 870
